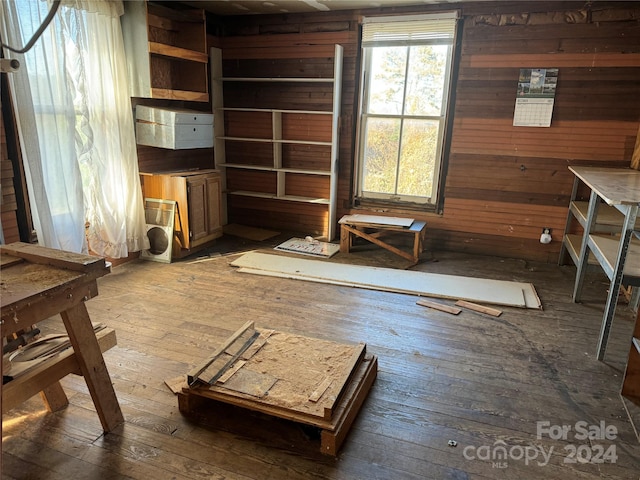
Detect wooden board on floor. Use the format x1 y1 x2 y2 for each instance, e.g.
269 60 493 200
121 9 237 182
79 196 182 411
456 300 503 317
231 252 540 309
416 299 462 315
178 326 377 455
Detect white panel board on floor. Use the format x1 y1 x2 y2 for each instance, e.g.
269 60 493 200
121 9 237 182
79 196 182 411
231 252 541 309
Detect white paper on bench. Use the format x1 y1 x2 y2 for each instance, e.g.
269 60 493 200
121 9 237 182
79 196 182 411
232 252 540 309
338 214 414 227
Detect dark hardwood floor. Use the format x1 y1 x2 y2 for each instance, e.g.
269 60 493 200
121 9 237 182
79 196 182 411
3 235 640 479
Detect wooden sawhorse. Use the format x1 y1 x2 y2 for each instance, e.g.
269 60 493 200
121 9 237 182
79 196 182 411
1 242 124 437
339 215 427 264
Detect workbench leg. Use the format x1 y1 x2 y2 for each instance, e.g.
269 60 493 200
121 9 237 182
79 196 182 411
596 206 638 360
340 225 351 254
559 177 580 266
61 302 124 432
572 190 601 302
413 228 427 263
40 381 69 412
412 232 420 263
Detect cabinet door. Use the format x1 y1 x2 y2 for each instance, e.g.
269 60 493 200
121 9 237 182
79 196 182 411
205 175 221 234
187 177 208 242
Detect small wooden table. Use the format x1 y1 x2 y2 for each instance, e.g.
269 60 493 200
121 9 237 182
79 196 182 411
339 214 427 264
1 242 123 433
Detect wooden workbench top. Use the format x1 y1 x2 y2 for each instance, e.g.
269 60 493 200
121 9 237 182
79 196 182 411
568 166 640 205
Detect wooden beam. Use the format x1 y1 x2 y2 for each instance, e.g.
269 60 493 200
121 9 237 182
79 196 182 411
631 125 640 171
0 242 107 274
416 299 462 315
455 300 503 317
187 320 255 386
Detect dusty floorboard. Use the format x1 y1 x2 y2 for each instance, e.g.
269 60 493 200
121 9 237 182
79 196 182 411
2 236 640 479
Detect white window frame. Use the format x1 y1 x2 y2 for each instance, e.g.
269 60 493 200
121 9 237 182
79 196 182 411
355 12 459 207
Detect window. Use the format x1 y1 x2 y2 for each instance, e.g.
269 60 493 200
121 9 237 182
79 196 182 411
356 13 458 207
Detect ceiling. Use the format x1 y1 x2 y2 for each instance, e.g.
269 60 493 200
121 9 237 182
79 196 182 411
190 0 467 16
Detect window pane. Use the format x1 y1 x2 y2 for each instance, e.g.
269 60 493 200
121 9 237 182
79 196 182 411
405 45 448 116
362 117 400 194
397 119 439 197
366 46 407 115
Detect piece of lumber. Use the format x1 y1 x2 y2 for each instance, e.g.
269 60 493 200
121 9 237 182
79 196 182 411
309 377 334 403
0 254 23 269
322 343 366 420
0 242 107 274
217 360 246 384
61 304 123 432
631 125 640 170
164 375 187 395
455 300 503 317
187 320 255 386
416 299 462 315
240 329 274 360
40 381 69 412
2 328 117 414
320 354 378 456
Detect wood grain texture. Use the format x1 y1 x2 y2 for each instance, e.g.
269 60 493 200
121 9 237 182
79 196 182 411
212 3 640 261
416 299 462 315
1 114 22 244
632 126 640 170
455 300 503 317
4 245 640 478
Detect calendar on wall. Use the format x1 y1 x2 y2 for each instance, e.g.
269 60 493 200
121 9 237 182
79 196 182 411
513 68 558 127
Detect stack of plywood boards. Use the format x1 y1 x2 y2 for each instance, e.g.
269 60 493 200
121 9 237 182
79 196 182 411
178 325 377 455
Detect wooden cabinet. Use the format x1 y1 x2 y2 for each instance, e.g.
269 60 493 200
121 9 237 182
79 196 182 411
211 45 343 240
135 106 214 150
141 169 222 257
121 1 209 102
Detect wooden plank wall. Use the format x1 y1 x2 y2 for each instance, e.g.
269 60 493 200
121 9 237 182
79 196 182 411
219 1 640 261
1 114 20 244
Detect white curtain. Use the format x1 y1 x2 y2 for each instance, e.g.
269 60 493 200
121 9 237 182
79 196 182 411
0 0 149 257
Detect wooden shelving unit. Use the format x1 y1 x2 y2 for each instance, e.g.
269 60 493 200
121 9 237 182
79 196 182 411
559 166 640 360
140 169 222 257
121 1 209 102
211 45 343 239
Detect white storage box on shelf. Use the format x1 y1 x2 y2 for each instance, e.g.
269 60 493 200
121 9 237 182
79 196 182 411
135 105 214 149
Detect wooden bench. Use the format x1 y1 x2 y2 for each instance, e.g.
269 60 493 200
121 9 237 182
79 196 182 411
339 215 427 264
1 242 124 435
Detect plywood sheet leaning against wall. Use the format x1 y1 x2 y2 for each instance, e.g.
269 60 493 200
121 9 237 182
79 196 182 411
230 252 541 309
178 322 378 456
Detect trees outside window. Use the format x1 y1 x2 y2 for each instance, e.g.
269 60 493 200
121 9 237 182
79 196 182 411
357 14 458 206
